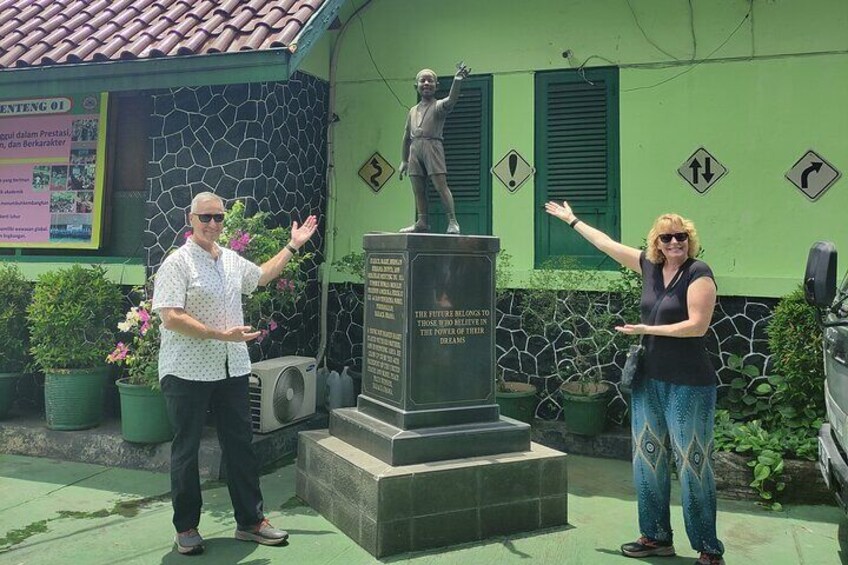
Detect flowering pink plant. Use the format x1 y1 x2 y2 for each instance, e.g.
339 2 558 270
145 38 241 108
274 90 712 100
107 296 161 390
217 200 312 345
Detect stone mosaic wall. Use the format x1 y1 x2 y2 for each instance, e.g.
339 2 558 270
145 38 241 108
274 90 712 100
145 72 328 358
325 282 779 423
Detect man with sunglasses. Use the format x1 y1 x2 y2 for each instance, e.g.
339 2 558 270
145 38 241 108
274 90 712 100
152 192 318 556
545 201 725 565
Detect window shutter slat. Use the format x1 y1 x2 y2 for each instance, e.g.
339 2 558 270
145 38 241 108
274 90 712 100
545 79 608 204
434 82 484 203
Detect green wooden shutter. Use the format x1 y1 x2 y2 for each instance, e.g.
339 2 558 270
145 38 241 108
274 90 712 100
535 68 620 269
426 75 492 235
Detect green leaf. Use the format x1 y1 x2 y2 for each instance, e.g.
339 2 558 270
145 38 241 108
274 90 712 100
767 375 785 386
779 406 797 418
758 454 777 466
743 365 760 377
731 378 747 390
771 502 783 511
728 354 743 370
743 395 758 405
755 383 773 395
754 464 771 481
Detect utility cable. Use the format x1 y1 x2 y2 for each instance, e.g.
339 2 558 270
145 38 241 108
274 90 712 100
622 6 751 93
356 13 408 111
625 0 682 61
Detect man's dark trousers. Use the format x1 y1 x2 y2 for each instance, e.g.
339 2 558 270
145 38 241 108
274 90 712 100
162 373 264 532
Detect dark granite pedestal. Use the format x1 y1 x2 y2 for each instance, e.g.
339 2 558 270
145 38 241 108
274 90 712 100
297 430 568 557
298 234 567 556
332 233 530 465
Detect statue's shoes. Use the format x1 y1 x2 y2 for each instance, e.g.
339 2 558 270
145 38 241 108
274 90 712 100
446 220 461 235
399 223 430 233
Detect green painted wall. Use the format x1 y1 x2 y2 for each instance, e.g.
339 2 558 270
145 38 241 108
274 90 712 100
327 0 848 296
297 33 332 80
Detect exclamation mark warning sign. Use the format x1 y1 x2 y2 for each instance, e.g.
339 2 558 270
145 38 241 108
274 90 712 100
492 150 535 193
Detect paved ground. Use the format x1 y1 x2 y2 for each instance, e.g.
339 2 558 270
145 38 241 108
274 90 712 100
0 452 845 564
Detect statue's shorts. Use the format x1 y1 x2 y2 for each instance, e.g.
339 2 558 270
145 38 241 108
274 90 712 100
407 138 447 177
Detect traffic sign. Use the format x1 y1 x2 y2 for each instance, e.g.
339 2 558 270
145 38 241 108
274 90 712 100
492 150 534 193
677 148 727 194
785 150 841 201
358 152 395 193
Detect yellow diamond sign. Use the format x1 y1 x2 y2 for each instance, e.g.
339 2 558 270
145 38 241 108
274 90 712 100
358 152 395 193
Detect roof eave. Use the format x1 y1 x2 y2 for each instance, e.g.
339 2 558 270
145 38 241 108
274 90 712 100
288 0 346 74
0 49 291 98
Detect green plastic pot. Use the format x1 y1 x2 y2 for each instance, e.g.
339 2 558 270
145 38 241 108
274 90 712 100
496 381 538 423
560 381 612 436
44 367 110 430
0 372 21 419
116 378 173 444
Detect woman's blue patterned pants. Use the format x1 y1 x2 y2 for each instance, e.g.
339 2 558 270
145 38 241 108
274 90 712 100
631 378 724 556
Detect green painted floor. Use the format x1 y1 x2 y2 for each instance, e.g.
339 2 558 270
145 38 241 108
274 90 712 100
0 452 844 564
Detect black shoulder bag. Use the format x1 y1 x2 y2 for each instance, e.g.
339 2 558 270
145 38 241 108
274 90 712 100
620 262 688 387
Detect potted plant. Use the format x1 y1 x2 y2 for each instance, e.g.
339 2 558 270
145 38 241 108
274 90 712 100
0 264 32 419
510 257 622 434
27 265 123 430
559 357 613 436
495 366 538 423
108 288 173 443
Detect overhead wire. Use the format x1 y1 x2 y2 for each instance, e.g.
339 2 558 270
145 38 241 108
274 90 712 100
356 13 408 111
621 5 752 93
688 0 697 59
625 0 682 61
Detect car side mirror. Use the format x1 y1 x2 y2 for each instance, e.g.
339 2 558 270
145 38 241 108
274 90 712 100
804 241 837 308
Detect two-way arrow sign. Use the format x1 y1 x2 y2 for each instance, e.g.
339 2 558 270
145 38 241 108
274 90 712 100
678 148 727 193
689 157 717 184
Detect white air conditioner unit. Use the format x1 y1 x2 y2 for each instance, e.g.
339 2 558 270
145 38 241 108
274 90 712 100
249 356 317 434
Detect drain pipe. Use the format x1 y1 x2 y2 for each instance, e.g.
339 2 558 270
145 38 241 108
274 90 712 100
316 0 375 367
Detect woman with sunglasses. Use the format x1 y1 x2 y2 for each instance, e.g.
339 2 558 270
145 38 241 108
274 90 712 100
545 201 725 565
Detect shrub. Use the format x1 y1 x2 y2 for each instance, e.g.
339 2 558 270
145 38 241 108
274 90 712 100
215 200 312 342
767 286 825 417
0 265 32 373
27 265 123 370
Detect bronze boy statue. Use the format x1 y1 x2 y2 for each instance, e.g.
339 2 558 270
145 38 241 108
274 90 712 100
399 63 470 234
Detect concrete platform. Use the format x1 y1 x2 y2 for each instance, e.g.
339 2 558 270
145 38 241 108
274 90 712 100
296 430 568 557
0 407 328 479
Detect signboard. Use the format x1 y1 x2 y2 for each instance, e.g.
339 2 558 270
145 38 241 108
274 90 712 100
492 149 534 192
785 149 841 201
358 152 394 193
677 147 727 194
0 93 108 248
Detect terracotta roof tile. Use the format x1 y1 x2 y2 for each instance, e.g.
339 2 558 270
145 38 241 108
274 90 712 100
0 0 331 69
0 30 25 52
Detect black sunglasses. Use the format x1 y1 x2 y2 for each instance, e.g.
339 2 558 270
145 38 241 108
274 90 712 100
658 232 689 244
193 213 225 224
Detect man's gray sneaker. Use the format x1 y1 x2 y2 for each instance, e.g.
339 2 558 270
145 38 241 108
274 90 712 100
174 528 204 555
234 518 289 546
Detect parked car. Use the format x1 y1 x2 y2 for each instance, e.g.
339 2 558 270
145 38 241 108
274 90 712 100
804 241 848 514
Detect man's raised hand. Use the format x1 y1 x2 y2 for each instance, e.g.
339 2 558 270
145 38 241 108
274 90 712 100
290 215 318 249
